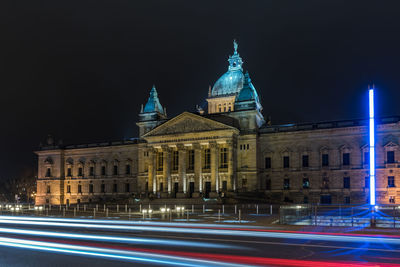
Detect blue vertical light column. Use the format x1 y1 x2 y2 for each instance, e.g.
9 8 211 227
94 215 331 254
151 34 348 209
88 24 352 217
369 85 376 205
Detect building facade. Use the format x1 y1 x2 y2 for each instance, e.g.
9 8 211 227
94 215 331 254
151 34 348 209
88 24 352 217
36 41 400 205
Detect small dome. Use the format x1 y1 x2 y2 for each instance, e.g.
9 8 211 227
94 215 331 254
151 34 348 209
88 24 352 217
211 69 244 97
236 72 259 102
143 85 164 113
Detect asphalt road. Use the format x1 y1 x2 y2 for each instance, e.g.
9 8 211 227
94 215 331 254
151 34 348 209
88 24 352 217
0 216 398 266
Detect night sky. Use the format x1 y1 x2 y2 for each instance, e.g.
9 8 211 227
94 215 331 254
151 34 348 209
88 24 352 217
1 0 400 179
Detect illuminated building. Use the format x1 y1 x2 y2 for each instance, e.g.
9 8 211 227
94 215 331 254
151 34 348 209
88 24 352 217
35 41 400 205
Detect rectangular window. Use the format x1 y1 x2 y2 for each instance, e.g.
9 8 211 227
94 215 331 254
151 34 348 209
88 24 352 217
283 179 290 190
343 153 350 166
220 148 228 168
172 151 179 171
45 168 51 177
222 181 227 191
387 151 395 164
89 166 94 176
125 183 130 193
303 196 309 204
344 196 351 204
78 184 82 193
389 196 396 203
113 165 118 175
322 154 329 167
125 164 131 175
265 157 271 169
188 150 195 170
113 183 118 193
78 167 83 177
203 149 211 169
157 152 163 171
283 156 290 168
67 185 71 193
145 182 148 192
265 179 271 190
303 178 310 189
242 179 247 187
101 184 105 193
364 152 369 165
67 168 72 177
89 184 93 193
343 177 350 189
302 155 309 168
365 177 370 188
101 166 106 176
388 176 395 188
46 185 51 194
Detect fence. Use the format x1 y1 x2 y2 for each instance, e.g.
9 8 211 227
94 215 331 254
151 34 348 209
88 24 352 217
280 204 400 228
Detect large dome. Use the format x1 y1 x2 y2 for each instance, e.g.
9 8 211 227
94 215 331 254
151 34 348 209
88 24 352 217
211 69 244 97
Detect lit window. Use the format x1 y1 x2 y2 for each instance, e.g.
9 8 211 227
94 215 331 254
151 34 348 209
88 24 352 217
157 152 163 171
389 196 396 203
188 150 195 170
172 151 179 171
303 178 310 189
283 179 290 190
220 148 228 168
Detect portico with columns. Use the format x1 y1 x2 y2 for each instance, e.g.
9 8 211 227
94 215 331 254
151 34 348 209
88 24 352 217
140 112 239 198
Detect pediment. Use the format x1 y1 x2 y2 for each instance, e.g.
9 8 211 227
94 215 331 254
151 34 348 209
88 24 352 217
143 112 237 137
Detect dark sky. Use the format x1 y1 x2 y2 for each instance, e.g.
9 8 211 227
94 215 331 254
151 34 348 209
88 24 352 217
1 0 400 179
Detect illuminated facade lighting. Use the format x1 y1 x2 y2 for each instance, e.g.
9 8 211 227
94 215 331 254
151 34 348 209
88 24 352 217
369 85 376 205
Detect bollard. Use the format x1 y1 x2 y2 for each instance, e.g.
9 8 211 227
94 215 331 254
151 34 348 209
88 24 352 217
235 205 237 214
192 204 194 213
117 204 119 213
49 204 51 211
256 204 259 214
77 204 79 211
218 209 221 222
143 210 145 220
84 205 87 212
125 204 127 213
62 208 65 217
270 205 272 215
203 205 205 213
394 206 396 229
222 205 224 214
187 210 189 222
59 205 62 211
93 208 96 219
106 208 109 217
239 209 241 223
140 204 142 212
129 208 131 220
104 204 106 212
46 208 49 216
73 208 76 217
66 205 68 211
96 204 98 211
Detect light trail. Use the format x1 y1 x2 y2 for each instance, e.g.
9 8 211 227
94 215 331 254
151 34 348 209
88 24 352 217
0 217 399 245
0 215 261 228
0 236 247 267
0 227 234 249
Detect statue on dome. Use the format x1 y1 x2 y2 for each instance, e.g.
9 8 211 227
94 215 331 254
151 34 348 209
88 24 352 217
233 39 238 54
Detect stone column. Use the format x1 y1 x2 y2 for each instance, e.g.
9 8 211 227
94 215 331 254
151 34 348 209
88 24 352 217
178 144 187 194
148 149 156 194
227 140 234 191
162 145 171 194
210 142 219 192
194 143 202 194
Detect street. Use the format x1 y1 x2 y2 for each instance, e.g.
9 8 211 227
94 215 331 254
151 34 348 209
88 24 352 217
0 216 398 266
